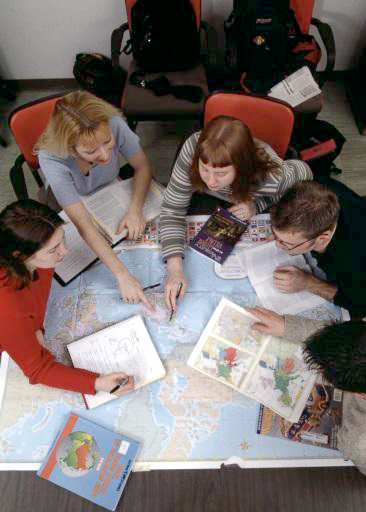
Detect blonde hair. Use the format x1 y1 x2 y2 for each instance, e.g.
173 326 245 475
36 90 121 158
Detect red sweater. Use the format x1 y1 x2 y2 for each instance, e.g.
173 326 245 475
0 268 97 394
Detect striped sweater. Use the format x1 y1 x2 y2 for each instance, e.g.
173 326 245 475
160 131 313 260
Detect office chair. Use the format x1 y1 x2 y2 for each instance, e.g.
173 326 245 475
204 92 295 158
8 95 61 201
111 0 210 130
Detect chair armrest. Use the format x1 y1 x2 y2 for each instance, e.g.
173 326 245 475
9 155 44 200
111 22 130 68
10 155 29 200
311 18 336 78
200 21 217 67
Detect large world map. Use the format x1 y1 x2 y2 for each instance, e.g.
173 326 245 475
0 247 351 469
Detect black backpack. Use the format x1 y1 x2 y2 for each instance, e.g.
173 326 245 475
73 53 126 107
225 0 289 89
114 0 200 72
224 0 321 94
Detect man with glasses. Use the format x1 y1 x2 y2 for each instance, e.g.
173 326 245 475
269 179 366 318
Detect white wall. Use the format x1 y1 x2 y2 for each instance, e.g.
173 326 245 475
0 0 128 79
312 0 366 70
1 0 366 79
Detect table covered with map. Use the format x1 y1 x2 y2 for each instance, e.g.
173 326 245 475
0 245 352 470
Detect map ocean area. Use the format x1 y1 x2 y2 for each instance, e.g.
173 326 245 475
0 248 350 469
188 298 316 423
67 315 166 409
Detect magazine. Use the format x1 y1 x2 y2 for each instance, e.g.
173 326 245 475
189 207 249 264
67 315 166 409
187 298 316 423
268 66 322 108
257 383 343 450
37 412 140 510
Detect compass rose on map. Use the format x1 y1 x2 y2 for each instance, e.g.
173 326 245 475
239 440 249 453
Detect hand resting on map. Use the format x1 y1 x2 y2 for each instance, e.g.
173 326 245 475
246 307 285 337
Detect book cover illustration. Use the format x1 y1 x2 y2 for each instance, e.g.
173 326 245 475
190 207 249 264
257 383 343 450
38 413 140 511
188 298 315 422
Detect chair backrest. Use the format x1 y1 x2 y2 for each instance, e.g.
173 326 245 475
204 92 294 158
9 95 61 170
290 0 314 34
125 0 201 30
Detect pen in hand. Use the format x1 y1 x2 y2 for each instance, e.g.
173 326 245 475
169 282 183 322
110 377 129 394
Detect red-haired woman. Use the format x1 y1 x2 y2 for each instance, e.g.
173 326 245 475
160 116 312 310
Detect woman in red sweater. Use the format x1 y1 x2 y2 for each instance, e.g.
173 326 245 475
0 199 134 396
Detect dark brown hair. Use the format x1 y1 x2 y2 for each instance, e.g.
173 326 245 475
270 181 340 238
189 116 279 201
0 200 63 290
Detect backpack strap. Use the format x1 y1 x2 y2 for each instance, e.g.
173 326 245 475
111 22 131 68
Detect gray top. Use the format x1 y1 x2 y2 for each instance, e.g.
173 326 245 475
160 131 313 260
38 116 141 207
284 314 366 470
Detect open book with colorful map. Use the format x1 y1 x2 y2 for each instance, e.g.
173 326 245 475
187 298 316 423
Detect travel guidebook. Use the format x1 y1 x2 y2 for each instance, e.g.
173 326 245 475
54 178 164 286
257 383 343 450
187 298 316 422
67 315 166 409
37 412 140 510
189 207 249 264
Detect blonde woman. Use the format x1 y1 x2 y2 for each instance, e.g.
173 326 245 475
160 116 313 311
37 90 153 307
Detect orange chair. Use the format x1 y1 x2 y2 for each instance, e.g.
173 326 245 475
111 0 210 129
8 95 61 200
204 92 295 158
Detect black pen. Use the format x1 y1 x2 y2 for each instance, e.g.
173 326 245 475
143 283 161 291
169 282 183 322
110 377 129 394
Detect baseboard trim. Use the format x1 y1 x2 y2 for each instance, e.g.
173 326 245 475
6 78 78 91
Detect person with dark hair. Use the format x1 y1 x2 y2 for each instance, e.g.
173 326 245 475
248 306 366 474
0 199 134 396
270 179 366 317
160 116 312 310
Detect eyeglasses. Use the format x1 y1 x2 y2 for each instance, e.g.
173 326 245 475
271 227 317 251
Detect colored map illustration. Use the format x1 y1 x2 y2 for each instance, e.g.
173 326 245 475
193 336 254 388
57 432 100 477
245 337 314 419
0 248 348 468
211 303 263 352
